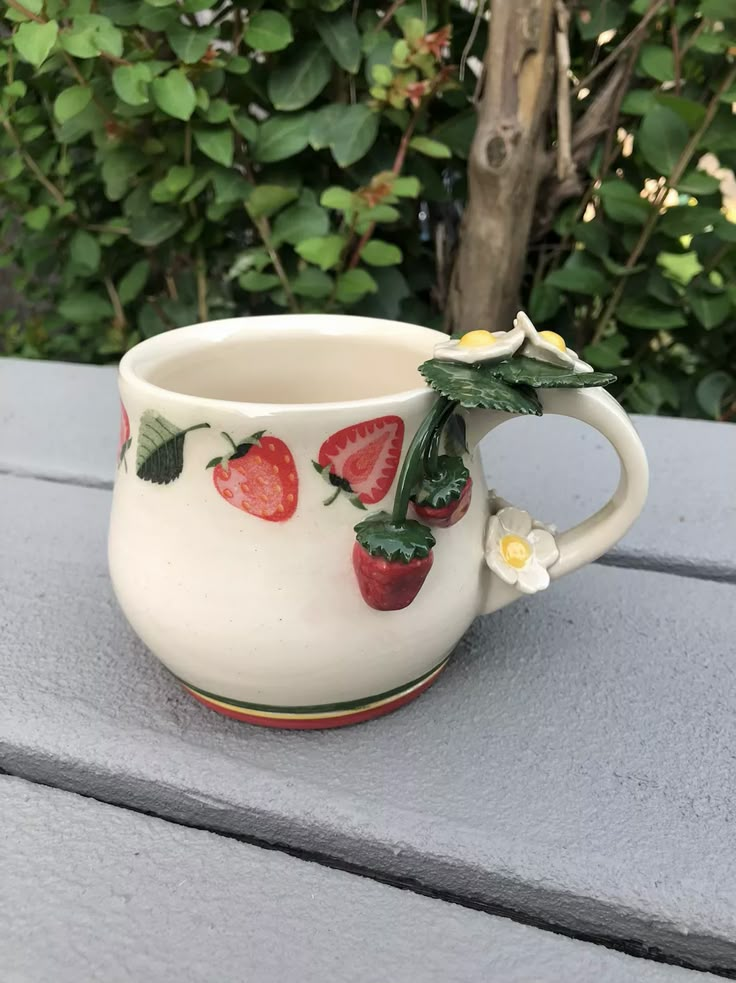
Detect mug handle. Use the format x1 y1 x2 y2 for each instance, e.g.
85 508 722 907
465 387 649 616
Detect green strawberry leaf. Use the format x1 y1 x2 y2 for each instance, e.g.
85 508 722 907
489 357 617 389
412 455 470 508
136 412 210 484
419 360 543 415
354 511 435 563
206 456 223 469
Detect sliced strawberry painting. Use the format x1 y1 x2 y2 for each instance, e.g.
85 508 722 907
313 416 404 509
208 431 298 522
117 402 131 472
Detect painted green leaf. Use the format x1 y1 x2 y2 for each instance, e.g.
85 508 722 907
616 300 687 329
295 234 346 270
193 127 234 166
246 184 299 219
136 412 210 485
152 69 196 121
253 113 311 163
166 22 216 63
53 86 91 124
267 43 332 111
412 456 470 508
129 208 185 246
272 191 329 245
409 136 451 159
335 268 378 303
117 260 150 305
361 240 402 266
489 357 616 389
354 512 435 563
638 106 688 176
329 104 379 166
245 10 294 52
419 361 543 415
13 20 59 67
69 229 101 273
112 64 152 106
316 12 361 72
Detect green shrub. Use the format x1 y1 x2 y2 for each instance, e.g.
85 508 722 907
1 0 735 420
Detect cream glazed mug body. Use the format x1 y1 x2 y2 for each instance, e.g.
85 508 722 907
109 314 648 728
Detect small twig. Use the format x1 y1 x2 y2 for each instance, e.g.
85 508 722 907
680 18 706 59
196 249 208 322
104 275 127 329
0 112 66 205
165 274 178 300
572 0 668 94
460 0 486 82
232 8 244 52
252 215 300 312
594 65 736 342
375 0 405 31
347 71 447 270
554 1 574 181
211 4 235 26
669 0 681 95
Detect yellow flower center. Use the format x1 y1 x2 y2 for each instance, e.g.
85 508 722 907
458 330 497 348
499 534 532 569
539 330 566 352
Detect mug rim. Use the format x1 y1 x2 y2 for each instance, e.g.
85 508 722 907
119 313 439 415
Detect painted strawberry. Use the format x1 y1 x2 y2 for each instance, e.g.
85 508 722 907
411 456 472 528
208 431 298 522
117 403 131 471
314 416 404 508
353 512 435 611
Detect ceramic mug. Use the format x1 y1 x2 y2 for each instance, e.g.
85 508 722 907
109 314 648 728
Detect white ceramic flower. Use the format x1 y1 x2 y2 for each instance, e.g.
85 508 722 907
515 311 593 374
434 326 524 365
485 506 559 594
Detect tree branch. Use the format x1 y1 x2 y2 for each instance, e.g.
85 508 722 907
252 215 300 312
375 0 406 32
594 65 736 343
104 275 126 330
554 1 574 181
572 0 668 95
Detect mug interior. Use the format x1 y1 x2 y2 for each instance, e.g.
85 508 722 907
124 315 439 406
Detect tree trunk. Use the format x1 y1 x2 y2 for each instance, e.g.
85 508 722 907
446 0 557 334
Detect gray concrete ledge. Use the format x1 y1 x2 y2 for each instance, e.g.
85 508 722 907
2 777 718 983
2 472 736 972
1 357 733 579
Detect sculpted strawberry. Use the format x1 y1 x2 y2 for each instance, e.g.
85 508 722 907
208 431 298 522
411 455 472 528
353 514 435 611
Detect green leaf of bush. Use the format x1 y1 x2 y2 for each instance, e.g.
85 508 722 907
239 270 281 291
335 268 378 303
129 208 185 246
244 11 294 52
59 291 113 323
361 240 402 266
419 361 543 414
291 268 333 298
296 234 346 270
616 300 687 329
272 191 329 244
112 64 152 106
166 22 216 63
696 370 733 418
53 86 91 124
267 43 332 110
193 127 234 166
639 44 675 82
316 12 361 72
687 288 731 329
117 260 150 305
253 113 311 163
409 136 451 158
598 180 650 225
246 184 299 219
14 20 59 67
638 106 688 175
70 229 101 273
329 104 379 166
152 69 196 120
